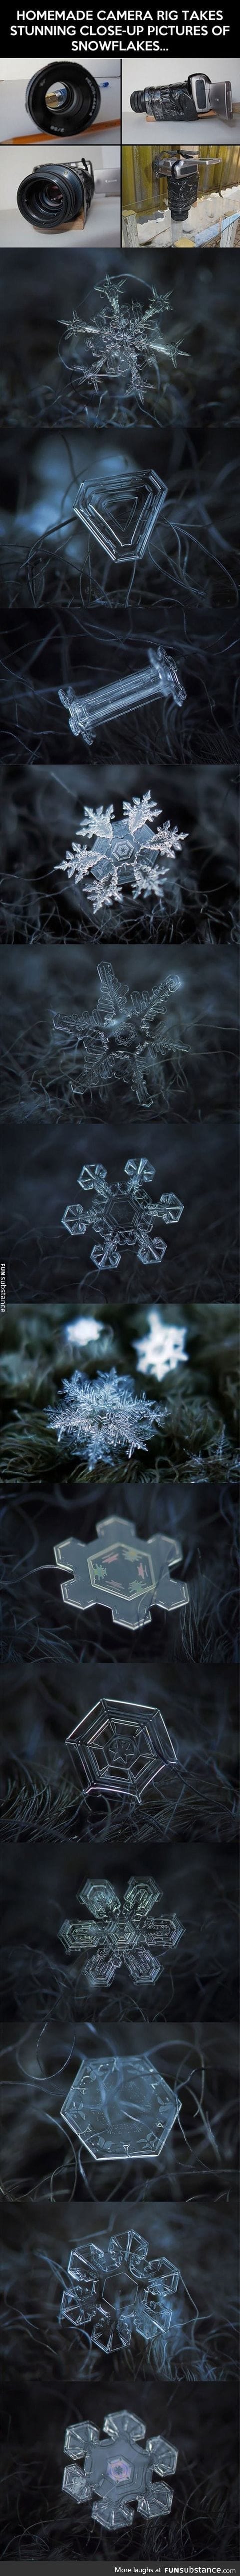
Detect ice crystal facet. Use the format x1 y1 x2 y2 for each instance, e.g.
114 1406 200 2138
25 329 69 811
60 645 186 742
60 2231 180 2368
47 1368 166 1465
74 469 168 563
54 1513 190 1629
61 2054 182 2162
62 1157 184 1271
53 962 182 1109
61 276 180 410
58 792 187 919
63 2408 178 2530
66 1696 176 1801
60 1873 184 1985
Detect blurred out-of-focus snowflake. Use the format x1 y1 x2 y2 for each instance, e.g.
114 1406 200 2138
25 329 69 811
60 1872 184 1985
136 1311 188 1378
54 960 183 1110
58 792 187 920
62 1157 184 1271
47 1368 166 1465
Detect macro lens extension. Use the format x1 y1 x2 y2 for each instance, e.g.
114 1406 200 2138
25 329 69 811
16 159 95 231
130 77 234 121
26 62 102 134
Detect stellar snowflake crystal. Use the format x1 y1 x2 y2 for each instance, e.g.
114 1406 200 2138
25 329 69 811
47 1368 166 1465
61 276 180 409
62 1157 184 1271
63 2409 178 2530
61 2053 181 2161
60 2230 180 2367
58 791 187 918
66 1696 177 1800
53 961 183 1109
60 1873 184 1986
54 1512 190 1629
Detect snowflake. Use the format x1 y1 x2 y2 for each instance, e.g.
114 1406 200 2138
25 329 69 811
62 1157 184 1271
63 2408 178 2530
60 2229 180 2367
61 2052 182 2163
60 275 180 409
136 1311 188 1377
57 791 186 919
60 1873 183 1985
53 960 183 1109
46 1368 166 1466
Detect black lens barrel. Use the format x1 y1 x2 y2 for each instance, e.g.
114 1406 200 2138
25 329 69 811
26 62 101 134
17 159 94 229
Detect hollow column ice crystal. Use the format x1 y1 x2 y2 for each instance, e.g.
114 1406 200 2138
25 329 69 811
60 645 186 741
54 1512 190 1628
61 2055 181 2161
60 1873 184 1985
63 2411 178 2529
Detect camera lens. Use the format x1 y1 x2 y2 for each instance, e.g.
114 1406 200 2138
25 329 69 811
26 62 102 134
16 162 94 230
130 91 146 112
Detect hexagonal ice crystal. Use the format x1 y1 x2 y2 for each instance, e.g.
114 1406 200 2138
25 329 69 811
61 2054 180 2160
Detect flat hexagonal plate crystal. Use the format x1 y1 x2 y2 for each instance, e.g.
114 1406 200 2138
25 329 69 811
60 2054 181 2160
66 1696 177 1798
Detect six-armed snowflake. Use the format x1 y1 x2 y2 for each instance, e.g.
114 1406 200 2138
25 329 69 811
60 2228 180 2367
60 275 180 409
53 959 183 1109
63 2408 178 2530
58 791 187 918
62 1156 184 1271
60 1872 183 1985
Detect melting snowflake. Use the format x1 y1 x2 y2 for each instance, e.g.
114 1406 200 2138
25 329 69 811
62 1157 184 1271
60 275 180 410
60 1873 183 1985
53 961 183 1109
46 1368 166 1465
58 791 187 918
63 2408 178 2530
60 2229 180 2367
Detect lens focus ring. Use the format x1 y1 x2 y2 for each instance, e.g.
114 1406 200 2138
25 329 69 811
26 62 101 134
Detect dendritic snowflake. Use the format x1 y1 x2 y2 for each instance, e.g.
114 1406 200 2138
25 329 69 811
46 1369 166 1465
62 1157 184 1271
58 792 187 917
60 2228 180 2367
63 2408 178 2530
53 961 182 1109
60 1873 183 1985
60 276 180 410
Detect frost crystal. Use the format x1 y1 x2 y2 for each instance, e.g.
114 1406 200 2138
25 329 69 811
60 2230 180 2368
63 2408 178 2530
58 791 187 918
54 1512 190 1629
62 1157 184 1271
61 2053 182 2161
61 275 180 409
136 1311 188 1377
47 1368 166 1465
60 645 186 742
53 961 182 1109
60 1873 183 1985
